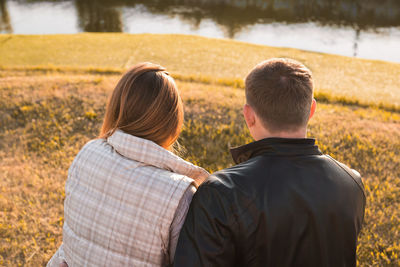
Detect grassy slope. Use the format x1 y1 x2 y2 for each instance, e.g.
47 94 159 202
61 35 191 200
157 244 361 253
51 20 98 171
0 34 399 266
1 34 400 110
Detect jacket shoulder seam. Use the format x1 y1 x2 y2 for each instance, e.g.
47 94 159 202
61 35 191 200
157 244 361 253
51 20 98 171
325 155 366 200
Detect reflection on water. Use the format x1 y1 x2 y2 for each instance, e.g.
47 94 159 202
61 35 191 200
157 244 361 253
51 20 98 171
128 0 400 35
15 0 400 33
0 0 12 33
75 0 122 32
1 0 400 62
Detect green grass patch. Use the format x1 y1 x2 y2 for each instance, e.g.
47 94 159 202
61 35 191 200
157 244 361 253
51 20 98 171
1 33 400 109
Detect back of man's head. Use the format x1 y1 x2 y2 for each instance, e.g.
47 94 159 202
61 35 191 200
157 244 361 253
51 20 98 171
245 58 314 133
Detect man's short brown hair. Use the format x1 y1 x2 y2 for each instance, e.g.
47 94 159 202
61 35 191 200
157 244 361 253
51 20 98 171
245 58 314 132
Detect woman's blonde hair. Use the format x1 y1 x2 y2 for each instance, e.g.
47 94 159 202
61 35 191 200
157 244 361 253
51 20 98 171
100 62 184 148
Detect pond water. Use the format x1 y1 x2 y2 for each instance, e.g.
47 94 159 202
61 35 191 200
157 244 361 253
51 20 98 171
1 0 400 63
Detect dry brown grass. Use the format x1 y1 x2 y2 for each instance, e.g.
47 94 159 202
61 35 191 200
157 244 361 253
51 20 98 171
0 67 399 266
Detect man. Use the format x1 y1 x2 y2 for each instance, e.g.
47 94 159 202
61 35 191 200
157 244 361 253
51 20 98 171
173 58 366 267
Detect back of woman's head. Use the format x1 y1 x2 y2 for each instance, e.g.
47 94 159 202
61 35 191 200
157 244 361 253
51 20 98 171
100 62 184 148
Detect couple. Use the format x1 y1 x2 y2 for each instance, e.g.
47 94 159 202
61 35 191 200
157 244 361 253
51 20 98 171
48 58 366 267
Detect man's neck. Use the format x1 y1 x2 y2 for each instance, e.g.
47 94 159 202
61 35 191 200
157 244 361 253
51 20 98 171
253 128 307 141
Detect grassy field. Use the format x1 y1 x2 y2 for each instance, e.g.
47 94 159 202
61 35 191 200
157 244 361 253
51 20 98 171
1 34 400 266
1 33 400 111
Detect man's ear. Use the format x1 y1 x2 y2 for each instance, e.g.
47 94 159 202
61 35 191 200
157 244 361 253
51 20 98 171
243 104 256 128
309 98 317 119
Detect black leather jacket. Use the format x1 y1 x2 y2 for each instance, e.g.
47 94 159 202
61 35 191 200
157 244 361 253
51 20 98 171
174 138 366 267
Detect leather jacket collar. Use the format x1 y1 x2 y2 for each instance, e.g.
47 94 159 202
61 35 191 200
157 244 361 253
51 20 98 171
230 138 323 164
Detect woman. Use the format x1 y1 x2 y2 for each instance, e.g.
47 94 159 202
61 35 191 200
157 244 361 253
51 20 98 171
47 63 209 266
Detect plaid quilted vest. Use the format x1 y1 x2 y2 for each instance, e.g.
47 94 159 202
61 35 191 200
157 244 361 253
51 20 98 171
61 130 208 266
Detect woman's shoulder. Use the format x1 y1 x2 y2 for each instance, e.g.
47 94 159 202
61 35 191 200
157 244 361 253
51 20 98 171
144 166 196 191
70 138 196 185
81 138 107 151
74 138 113 159
68 138 111 171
